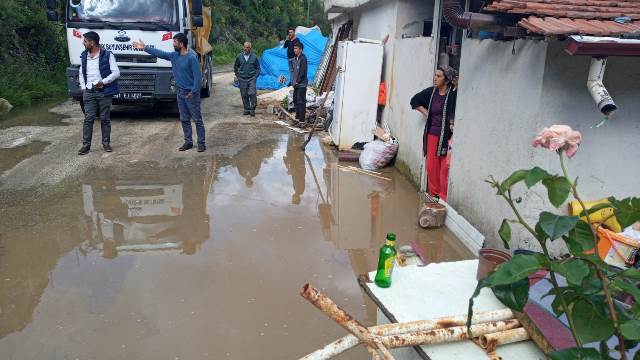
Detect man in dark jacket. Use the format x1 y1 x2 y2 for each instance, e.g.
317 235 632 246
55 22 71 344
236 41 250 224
283 28 301 80
234 42 261 116
290 43 308 124
78 31 120 155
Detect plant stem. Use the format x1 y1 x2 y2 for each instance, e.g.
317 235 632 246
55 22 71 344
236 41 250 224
501 190 582 347
558 152 627 359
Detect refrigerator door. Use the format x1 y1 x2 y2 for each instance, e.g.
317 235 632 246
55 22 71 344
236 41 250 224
330 41 383 150
329 41 348 145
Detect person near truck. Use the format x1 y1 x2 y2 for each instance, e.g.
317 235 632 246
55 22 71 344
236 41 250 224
77 31 120 156
410 65 457 202
290 42 308 125
234 42 260 117
133 33 206 152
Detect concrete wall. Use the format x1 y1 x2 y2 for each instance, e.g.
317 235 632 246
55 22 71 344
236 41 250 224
449 38 640 254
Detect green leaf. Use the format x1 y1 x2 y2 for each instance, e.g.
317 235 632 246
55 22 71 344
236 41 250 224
499 169 529 194
609 197 640 229
538 212 579 240
542 176 572 207
524 166 550 188
490 254 546 286
550 259 590 286
550 348 601 360
572 299 615 344
619 268 640 281
564 220 596 255
491 278 529 312
612 279 640 304
621 320 640 340
498 220 511 250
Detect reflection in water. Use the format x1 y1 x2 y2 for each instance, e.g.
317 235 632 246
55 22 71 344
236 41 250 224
234 139 278 188
284 133 306 205
80 160 216 258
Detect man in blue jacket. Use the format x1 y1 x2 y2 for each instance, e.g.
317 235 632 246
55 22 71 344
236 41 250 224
78 31 120 155
133 34 206 152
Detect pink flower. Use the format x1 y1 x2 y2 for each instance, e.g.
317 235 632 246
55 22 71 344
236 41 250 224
532 125 582 158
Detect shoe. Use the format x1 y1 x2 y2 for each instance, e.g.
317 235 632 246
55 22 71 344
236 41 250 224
243 111 250 115
250 110 256 117
103 144 113 152
197 144 206 152
78 145 90 155
179 143 193 151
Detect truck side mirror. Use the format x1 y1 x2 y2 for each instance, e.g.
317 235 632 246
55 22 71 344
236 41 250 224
191 15 203 27
46 0 58 21
191 0 203 27
47 10 58 22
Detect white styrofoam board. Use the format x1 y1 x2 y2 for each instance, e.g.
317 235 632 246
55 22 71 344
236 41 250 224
366 261 545 360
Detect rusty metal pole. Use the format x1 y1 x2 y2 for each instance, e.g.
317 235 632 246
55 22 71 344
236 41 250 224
300 283 395 360
379 319 521 348
301 309 514 359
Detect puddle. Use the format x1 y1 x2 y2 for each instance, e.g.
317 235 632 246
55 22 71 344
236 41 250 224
0 140 49 174
0 100 69 129
0 134 473 359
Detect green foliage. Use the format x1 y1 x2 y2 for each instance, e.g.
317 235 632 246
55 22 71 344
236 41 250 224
0 0 68 106
210 0 330 64
474 148 640 358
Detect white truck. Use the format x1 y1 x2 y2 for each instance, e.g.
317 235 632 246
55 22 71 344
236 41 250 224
46 0 213 103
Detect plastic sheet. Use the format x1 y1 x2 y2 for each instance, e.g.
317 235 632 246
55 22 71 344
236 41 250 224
256 27 329 90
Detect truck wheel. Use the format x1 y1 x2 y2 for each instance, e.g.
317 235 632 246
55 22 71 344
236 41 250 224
201 55 212 98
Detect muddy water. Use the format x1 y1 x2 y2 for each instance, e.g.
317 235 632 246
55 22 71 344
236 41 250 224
0 141 49 174
0 100 69 129
0 133 473 360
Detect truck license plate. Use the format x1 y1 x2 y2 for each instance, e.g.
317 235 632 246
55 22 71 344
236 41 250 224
115 92 143 100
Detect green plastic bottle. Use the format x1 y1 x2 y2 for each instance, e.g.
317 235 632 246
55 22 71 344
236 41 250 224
374 233 397 288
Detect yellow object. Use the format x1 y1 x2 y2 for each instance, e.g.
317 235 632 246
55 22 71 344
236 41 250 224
568 198 622 232
188 0 213 56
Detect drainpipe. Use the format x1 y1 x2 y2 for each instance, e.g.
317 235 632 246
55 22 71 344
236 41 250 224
587 57 617 116
442 0 504 32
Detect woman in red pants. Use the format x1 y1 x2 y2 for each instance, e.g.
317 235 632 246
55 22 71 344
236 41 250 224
410 66 457 201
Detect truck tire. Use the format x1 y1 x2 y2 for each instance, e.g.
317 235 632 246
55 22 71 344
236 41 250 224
201 55 212 98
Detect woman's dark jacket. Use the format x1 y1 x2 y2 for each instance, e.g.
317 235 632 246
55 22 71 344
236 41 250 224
410 86 457 157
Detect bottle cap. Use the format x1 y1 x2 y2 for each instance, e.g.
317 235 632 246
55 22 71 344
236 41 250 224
386 233 396 241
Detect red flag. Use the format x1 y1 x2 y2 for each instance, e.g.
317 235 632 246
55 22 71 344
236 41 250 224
162 32 172 41
73 29 82 39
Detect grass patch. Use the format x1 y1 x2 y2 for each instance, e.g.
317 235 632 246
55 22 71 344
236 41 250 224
212 37 280 65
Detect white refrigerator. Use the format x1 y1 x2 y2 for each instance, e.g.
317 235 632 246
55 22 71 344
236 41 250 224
329 40 384 150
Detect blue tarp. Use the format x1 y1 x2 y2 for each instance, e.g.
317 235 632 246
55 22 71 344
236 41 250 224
255 28 328 90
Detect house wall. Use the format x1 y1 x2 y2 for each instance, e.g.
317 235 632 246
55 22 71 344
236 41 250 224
449 38 640 254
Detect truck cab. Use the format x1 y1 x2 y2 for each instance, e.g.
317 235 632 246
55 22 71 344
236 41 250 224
46 0 213 103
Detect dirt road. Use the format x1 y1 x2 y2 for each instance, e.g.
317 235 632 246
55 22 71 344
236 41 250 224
0 72 473 359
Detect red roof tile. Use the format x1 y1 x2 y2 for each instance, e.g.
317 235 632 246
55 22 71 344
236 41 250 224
485 0 640 35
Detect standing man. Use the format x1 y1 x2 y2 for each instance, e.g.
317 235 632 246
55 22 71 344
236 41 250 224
234 42 260 117
283 27 301 80
78 31 120 155
133 34 206 152
291 43 308 125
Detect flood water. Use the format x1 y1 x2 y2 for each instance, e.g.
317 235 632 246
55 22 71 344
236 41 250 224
0 132 473 359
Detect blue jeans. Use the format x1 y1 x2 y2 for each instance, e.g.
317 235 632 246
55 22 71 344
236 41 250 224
177 88 205 146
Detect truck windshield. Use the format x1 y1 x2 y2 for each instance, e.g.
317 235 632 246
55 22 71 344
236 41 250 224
68 0 177 25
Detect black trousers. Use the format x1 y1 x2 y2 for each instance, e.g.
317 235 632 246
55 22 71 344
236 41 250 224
293 86 307 121
82 90 112 146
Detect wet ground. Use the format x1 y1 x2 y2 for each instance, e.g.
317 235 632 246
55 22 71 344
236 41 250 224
0 72 473 359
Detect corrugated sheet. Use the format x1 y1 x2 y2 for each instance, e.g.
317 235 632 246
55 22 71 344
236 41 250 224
485 0 640 35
